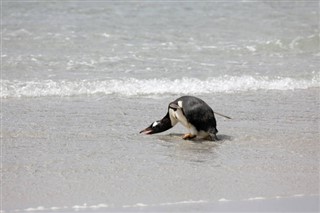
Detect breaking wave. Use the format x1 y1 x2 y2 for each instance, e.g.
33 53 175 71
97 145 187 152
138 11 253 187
1 75 319 98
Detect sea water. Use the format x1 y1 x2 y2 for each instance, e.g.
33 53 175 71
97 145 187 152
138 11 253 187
2 1 319 212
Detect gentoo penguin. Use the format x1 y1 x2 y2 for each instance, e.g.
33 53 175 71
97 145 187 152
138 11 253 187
140 96 229 141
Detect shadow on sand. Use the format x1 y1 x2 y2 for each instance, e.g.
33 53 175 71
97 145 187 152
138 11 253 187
157 133 233 143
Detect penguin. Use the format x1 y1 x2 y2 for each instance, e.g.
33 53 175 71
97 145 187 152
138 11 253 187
140 95 229 141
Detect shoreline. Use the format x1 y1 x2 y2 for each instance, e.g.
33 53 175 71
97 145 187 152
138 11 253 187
9 195 319 212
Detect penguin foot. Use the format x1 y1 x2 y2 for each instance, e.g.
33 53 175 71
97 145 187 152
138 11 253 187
182 133 196 140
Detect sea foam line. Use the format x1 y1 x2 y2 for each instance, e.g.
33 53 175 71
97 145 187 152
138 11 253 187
9 194 318 213
1 75 319 98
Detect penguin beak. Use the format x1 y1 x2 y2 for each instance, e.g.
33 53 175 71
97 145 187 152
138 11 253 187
140 127 153 134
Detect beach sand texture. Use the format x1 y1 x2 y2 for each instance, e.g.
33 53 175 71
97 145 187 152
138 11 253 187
2 1 319 212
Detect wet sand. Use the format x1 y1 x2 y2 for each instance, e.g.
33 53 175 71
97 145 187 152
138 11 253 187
2 89 319 212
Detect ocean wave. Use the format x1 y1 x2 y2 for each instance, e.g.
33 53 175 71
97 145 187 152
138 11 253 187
255 34 320 52
1 75 319 98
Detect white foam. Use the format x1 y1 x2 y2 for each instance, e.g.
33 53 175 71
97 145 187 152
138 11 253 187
12 195 318 212
1 75 319 98
133 203 148 207
72 203 88 210
293 194 305 197
24 206 45 211
72 203 108 210
247 197 266 201
218 198 230 202
246 45 257 52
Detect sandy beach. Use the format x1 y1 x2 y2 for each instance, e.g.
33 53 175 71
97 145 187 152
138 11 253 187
2 1 319 212
3 90 319 212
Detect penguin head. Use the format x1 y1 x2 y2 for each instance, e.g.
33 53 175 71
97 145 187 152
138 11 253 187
140 113 174 135
140 120 164 134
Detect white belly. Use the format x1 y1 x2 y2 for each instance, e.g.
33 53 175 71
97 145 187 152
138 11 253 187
169 108 199 136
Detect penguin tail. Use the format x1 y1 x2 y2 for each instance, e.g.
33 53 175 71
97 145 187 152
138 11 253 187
214 111 232 119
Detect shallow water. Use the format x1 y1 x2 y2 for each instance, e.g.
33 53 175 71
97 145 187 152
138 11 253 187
3 90 319 212
2 1 320 212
